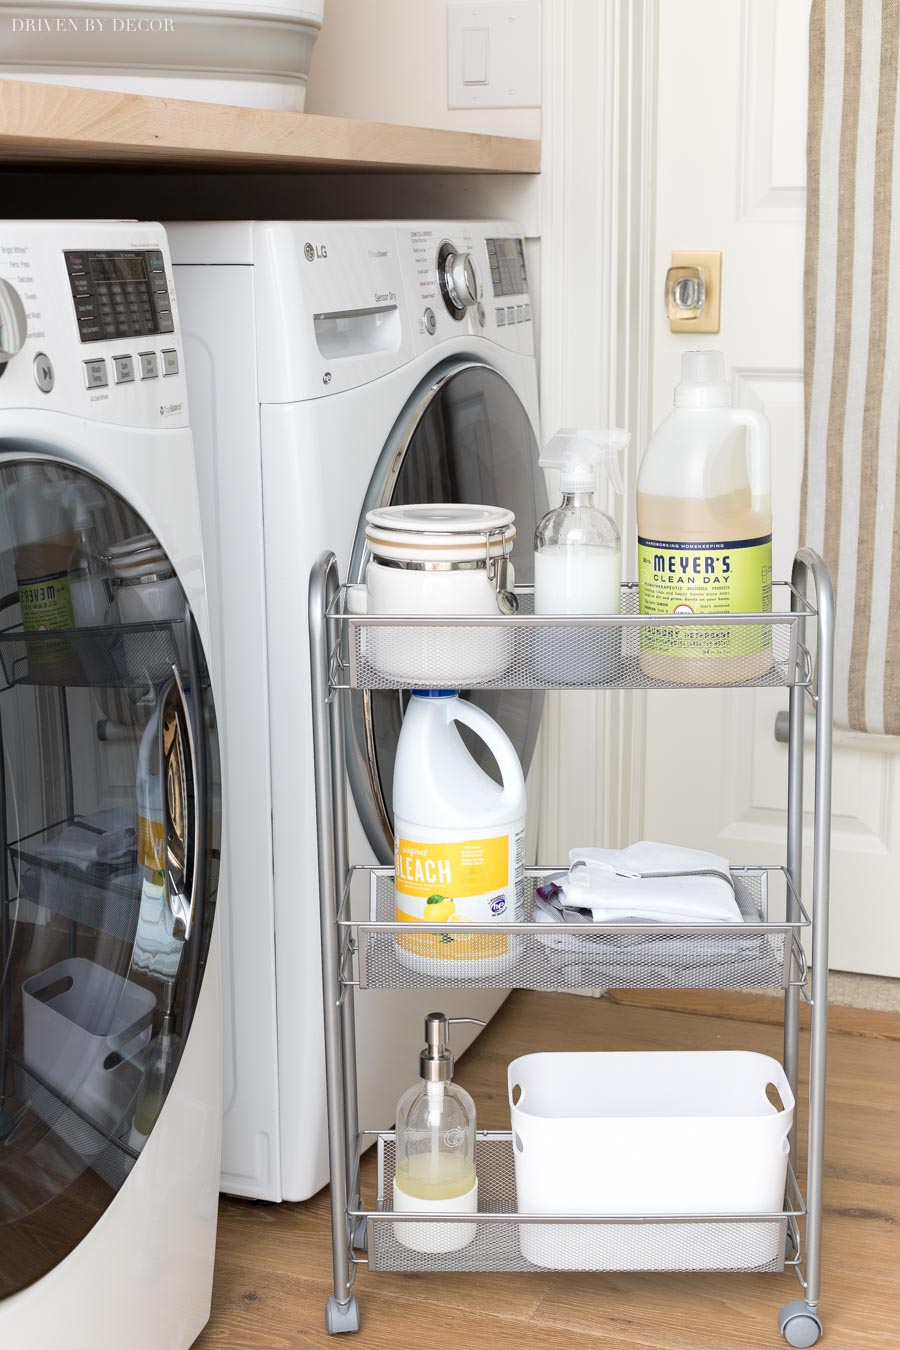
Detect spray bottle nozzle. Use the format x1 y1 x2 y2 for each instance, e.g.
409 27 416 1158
539 427 630 495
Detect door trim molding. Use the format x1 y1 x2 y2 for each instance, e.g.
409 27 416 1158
537 0 658 857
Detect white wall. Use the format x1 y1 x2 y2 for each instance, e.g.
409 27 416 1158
306 0 541 139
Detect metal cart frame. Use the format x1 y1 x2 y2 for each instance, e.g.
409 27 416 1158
309 547 834 1346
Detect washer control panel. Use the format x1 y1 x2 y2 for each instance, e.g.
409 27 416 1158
65 248 174 344
0 221 188 429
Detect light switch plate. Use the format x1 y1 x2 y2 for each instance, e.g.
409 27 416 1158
668 250 722 333
447 1 541 109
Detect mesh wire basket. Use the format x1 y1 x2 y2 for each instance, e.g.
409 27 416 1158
365 1134 793 1274
355 868 806 992
338 584 812 692
0 621 183 690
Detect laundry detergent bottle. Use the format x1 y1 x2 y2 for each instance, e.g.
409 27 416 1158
637 351 772 683
393 690 526 977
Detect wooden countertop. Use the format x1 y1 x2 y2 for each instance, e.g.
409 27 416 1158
0 79 541 174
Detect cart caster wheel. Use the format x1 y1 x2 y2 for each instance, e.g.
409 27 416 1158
779 1301 823 1347
326 1295 360 1335
351 1216 368 1251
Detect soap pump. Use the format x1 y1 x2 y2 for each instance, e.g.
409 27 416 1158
534 427 629 617
393 1012 482 1253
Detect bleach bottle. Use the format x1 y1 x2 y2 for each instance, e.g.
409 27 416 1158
393 690 526 977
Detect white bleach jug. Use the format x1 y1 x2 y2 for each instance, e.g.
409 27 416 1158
393 689 526 977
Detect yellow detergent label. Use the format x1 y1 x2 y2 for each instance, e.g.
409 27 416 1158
138 815 166 872
395 834 514 963
19 571 77 675
638 534 772 659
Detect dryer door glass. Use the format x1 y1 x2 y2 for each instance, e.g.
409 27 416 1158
347 359 547 860
0 458 221 1299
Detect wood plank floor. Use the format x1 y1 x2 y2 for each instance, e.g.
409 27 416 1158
196 990 900 1348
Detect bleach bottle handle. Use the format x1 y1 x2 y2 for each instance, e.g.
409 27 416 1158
729 407 771 510
448 697 523 797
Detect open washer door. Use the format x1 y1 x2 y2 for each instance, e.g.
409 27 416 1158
0 457 220 1300
347 359 546 861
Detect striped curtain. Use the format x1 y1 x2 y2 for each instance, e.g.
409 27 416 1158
803 0 900 734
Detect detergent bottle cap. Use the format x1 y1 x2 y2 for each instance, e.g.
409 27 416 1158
539 427 629 494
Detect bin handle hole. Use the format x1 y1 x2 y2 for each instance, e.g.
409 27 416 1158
765 1082 787 1112
511 1083 523 1106
514 1132 524 1153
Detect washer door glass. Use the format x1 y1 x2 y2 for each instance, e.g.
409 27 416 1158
347 360 547 860
0 458 220 1299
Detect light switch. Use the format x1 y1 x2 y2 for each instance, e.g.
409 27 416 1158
447 2 541 109
463 27 489 84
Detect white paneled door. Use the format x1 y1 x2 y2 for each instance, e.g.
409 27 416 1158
642 0 900 976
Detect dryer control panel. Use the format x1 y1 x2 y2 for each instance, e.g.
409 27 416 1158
233 219 534 404
0 220 189 430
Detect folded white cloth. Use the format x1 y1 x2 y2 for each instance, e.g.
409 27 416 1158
33 807 136 874
561 842 743 925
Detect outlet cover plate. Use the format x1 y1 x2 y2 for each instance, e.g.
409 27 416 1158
447 1 541 109
668 250 722 333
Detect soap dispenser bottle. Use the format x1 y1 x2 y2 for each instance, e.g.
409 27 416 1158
393 1012 480 1253
534 427 629 616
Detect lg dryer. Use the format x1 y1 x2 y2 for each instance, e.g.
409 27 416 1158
170 220 545 1202
0 221 222 1348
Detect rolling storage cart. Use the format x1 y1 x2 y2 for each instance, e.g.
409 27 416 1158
309 547 834 1345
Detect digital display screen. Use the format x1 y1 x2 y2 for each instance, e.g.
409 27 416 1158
65 249 173 344
89 253 148 283
486 237 528 297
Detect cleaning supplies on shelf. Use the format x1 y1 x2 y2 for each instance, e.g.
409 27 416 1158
393 1012 479 1253
133 680 184 982
534 842 745 925
507 1050 794 1271
4 466 79 681
637 351 772 683
363 503 518 684
393 689 526 976
535 428 629 682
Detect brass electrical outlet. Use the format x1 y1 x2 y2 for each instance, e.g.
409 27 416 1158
666 250 722 333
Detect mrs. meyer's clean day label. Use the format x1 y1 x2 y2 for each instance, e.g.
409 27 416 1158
638 532 772 658
636 351 773 684
392 690 526 975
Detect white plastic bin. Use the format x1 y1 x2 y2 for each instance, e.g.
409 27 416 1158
23 957 156 1139
508 1050 794 1272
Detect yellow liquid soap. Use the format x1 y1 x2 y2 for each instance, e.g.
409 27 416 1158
394 1154 477 1202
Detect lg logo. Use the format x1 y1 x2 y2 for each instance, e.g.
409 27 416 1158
305 242 328 261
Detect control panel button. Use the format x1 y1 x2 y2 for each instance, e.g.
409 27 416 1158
516 305 525 323
79 318 104 342
69 273 93 298
156 310 175 334
423 307 437 336
113 355 135 384
64 252 86 275
524 303 532 322
151 271 169 293
146 250 165 272
161 349 179 376
495 307 506 327
138 351 159 380
83 358 108 389
33 353 54 394
74 296 97 321
506 306 517 325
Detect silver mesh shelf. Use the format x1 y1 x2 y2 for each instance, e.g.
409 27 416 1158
334 583 813 692
363 1133 798 1275
353 866 808 992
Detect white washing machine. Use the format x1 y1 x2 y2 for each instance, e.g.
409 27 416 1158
169 220 546 1202
0 221 222 1348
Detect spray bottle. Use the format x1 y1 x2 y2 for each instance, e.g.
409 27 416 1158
393 1012 481 1253
534 428 629 615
